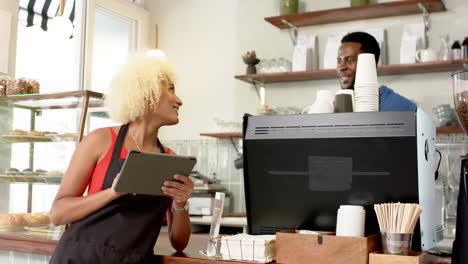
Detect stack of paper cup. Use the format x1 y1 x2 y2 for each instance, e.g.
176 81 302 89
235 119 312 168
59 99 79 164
336 205 365 237
354 53 379 112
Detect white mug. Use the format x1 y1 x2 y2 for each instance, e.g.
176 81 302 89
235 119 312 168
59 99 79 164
301 90 334 114
415 49 438 62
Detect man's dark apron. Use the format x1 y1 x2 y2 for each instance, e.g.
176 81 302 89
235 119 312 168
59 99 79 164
50 124 171 264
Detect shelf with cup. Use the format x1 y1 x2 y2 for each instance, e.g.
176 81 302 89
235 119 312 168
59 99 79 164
235 59 468 85
265 0 445 29
200 132 242 138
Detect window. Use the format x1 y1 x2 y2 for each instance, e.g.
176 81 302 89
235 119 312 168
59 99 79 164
16 0 84 93
90 7 136 93
8 0 150 214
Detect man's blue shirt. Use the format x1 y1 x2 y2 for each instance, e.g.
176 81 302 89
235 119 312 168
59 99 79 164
379 85 417 111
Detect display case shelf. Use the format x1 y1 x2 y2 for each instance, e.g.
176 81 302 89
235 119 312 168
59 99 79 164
265 0 445 29
0 135 52 143
0 175 62 184
0 90 103 109
235 59 468 84
0 134 78 143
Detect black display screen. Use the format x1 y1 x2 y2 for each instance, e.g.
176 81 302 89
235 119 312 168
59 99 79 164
244 136 421 248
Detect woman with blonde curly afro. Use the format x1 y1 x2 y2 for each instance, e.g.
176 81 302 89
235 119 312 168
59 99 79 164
49 50 193 264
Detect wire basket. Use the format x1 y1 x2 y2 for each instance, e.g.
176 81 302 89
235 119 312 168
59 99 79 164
217 235 276 263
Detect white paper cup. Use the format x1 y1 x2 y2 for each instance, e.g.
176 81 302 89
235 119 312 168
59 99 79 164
336 205 365 237
355 53 379 86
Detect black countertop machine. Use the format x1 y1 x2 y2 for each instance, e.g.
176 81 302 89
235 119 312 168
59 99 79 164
452 68 468 264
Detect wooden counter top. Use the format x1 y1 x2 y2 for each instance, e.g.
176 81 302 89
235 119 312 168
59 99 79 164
154 233 257 264
0 231 261 264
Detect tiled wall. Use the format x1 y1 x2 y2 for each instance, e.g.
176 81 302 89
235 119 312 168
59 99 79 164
165 138 245 213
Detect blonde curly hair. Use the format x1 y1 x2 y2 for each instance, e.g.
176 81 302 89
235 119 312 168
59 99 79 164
105 50 176 124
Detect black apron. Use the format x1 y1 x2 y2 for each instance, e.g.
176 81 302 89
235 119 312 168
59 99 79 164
50 124 171 264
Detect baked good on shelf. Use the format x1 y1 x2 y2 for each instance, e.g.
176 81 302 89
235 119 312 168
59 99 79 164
35 169 48 175
0 214 26 226
23 213 49 226
5 79 40 95
49 170 64 177
10 129 28 135
0 78 10 96
29 80 40 94
21 168 35 175
0 84 5 96
15 79 30 94
5 168 20 175
29 130 45 136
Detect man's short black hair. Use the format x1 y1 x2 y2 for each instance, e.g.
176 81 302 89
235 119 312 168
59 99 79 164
341 32 380 63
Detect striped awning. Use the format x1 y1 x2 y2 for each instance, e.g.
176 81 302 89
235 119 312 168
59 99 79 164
18 0 75 32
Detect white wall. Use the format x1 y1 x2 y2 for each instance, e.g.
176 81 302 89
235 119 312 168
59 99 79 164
146 0 468 140
0 0 18 77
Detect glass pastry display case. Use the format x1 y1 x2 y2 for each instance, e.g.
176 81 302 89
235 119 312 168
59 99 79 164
0 90 114 241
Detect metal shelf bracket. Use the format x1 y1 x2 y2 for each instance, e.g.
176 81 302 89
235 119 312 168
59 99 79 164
418 3 430 49
251 81 265 102
281 19 298 46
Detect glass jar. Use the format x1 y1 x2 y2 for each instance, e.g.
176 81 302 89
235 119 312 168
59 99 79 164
350 0 369 6
280 0 298 15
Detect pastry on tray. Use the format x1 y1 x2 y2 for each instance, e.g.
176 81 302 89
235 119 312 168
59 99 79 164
10 129 28 135
0 213 49 227
23 213 49 226
29 130 45 136
21 168 35 175
5 168 20 175
35 169 48 175
0 214 26 226
48 170 64 177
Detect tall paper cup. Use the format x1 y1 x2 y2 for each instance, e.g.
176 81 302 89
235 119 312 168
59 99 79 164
336 205 365 237
355 53 379 85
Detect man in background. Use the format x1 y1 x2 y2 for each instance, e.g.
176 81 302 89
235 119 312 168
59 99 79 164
336 32 417 111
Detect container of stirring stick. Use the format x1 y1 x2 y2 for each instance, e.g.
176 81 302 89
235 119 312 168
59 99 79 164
374 203 422 255
381 233 413 255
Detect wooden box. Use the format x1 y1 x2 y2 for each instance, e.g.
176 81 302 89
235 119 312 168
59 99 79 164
369 251 425 264
276 231 380 264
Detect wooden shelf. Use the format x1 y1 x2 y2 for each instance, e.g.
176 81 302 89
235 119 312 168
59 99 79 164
265 0 446 29
235 59 468 84
437 126 464 134
200 132 242 138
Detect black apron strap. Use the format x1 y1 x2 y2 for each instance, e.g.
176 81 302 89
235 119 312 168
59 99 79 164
102 124 129 189
157 138 165 154
111 124 129 160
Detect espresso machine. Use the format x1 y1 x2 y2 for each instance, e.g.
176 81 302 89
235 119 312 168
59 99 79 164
451 68 468 263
